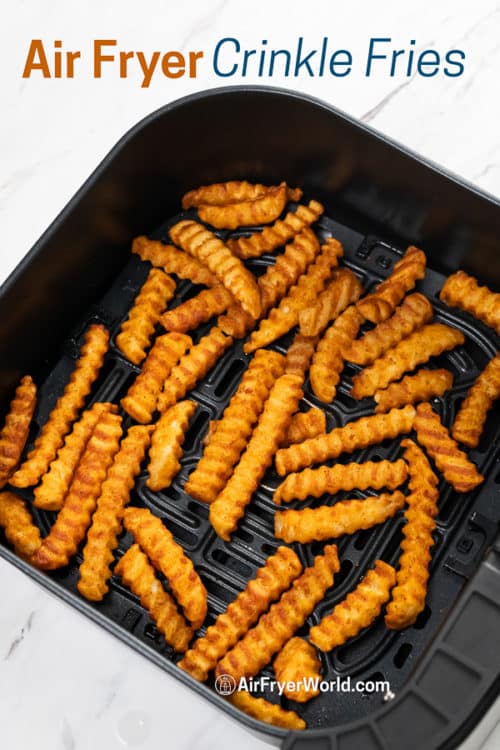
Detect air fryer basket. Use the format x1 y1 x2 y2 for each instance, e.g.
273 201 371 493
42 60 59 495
1 87 499 749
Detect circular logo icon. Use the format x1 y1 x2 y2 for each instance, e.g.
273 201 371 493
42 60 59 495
214 674 237 696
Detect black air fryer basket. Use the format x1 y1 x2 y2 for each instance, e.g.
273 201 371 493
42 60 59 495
1 87 500 750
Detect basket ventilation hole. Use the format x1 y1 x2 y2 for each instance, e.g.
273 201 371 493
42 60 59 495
394 642 412 668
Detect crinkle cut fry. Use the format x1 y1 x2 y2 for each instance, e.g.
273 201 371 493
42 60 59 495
275 405 416 476
197 183 302 230
440 269 500 336
146 400 197 491
132 236 219 287
31 411 123 570
356 245 427 323
185 349 286 504
209 373 303 541
229 692 306 730
0 491 42 560
123 507 208 629
385 439 439 630
350 323 465 399
274 492 405 543
115 544 193 653
121 332 192 424
299 268 364 337
310 560 396 651
374 368 454 414
452 353 500 448
282 408 326 447
227 200 324 259
273 637 321 703
414 403 484 493
169 221 261 318
157 327 233 412
178 546 302 682
274 459 408 504
182 180 271 208
0 375 36 488
215 545 340 682
116 269 175 365
11 324 110 488
284 332 319 379
344 292 433 366
161 286 233 334
77 425 153 602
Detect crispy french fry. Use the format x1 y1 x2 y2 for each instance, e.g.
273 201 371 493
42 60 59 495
183 181 272 208
385 439 439 630
178 546 302 682
310 305 363 403
77 425 153 602
274 492 405 543
116 269 175 365
310 560 396 651
440 270 500 336
229 692 306 730
157 327 233 412
132 236 219 287
197 183 301 230
0 376 36 488
273 638 321 703
31 411 122 570
374 368 454 414
123 507 208 629
146 400 197 491
299 269 364 337
285 332 319 379
344 293 433 366
274 459 408 504
227 200 324 259
452 354 500 447
161 286 234 334
115 543 193 652
215 545 339 682
33 402 116 511
282 408 326 447
351 323 464 399
414 403 484 493
356 246 427 323
209 374 303 541
186 350 286 503
275 405 415 476
169 221 261 318
0 491 42 560
121 332 192 424
11 324 110 488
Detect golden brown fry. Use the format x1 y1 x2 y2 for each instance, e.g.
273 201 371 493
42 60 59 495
124 507 208 629
157 327 233 412
356 246 427 323
285 332 319 379
310 560 396 651
0 376 36 488
310 305 363 403
77 425 153 602
385 439 439 630
209 374 303 540
344 293 433 366
116 269 175 365
216 545 339 682
282 408 326 447
452 354 500 447
121 332 192 424
374 368 454 414
274 492 405 543
11 324 110 488
114 543 193 652
440 270 500 336
197 183 301 230
0 491 42 560
227 200 324 259
182 181 271 208
229 692 306 730
178 546 302 682
273 638 321 703
350 323 464 400
33 402 116 511
186 350 286 504
414 403 484 493
169 221 261 318
132 236 219 287
161 286 234 334
31 411 122 570
146 400 197 491
274 459 408 504
299 269 364 337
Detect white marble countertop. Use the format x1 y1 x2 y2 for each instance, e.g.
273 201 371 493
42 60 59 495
1 1 500 748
